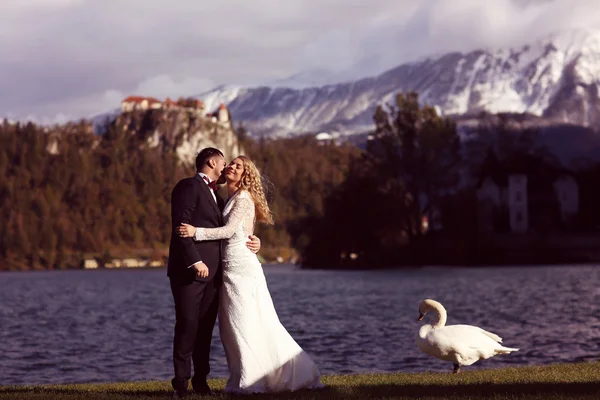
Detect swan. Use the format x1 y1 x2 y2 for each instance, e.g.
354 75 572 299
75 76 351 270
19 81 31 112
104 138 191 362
416 299 519 373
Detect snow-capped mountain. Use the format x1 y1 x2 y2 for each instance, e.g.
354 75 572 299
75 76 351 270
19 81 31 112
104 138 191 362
266 66 372 89
267 69 348 89
198 28 600 137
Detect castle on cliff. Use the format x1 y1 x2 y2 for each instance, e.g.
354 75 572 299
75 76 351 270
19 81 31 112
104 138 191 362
120 96 231 127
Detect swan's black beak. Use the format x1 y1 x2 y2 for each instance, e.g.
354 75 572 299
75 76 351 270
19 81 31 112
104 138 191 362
417 313 424 321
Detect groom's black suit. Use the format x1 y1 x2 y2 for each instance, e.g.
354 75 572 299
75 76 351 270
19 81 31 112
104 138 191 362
168 174 225 393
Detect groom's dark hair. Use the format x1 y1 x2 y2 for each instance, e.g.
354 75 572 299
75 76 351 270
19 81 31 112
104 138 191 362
196 147 224 171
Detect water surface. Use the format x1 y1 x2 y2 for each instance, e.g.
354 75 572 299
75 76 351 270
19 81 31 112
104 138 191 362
0 265 598 385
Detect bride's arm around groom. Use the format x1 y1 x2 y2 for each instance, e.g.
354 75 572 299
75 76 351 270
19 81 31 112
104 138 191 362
178 191 254 242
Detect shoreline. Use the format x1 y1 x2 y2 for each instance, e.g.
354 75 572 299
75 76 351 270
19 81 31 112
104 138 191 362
2 261 600 273
6 231 600 272
1 362 598 399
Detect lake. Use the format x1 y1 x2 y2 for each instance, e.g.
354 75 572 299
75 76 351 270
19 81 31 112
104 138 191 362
0 265 598 385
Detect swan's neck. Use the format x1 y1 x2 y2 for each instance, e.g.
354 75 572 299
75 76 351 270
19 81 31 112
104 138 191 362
431 304 447 328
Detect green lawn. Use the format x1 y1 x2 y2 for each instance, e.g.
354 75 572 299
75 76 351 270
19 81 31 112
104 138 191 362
1 362 598 399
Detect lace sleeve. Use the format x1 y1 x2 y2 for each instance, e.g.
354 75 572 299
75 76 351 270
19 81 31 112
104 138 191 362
194 195 254 241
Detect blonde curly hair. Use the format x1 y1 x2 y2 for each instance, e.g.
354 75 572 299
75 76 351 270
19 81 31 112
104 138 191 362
235 155 274 225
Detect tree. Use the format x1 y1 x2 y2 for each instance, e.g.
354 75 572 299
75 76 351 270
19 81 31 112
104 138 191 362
235 122 250 147
367 92 461 238
301 155 411 268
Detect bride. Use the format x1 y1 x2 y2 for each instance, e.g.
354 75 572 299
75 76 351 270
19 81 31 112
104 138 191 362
177 155 323 394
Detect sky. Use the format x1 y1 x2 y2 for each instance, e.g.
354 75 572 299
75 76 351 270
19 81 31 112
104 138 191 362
1 0 599 123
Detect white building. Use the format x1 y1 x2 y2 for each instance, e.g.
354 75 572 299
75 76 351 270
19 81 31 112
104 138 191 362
217 103 230 125
476 171 579 233
315 132 341 146
121 96 162 112
82 259 98 269
554 175 579 221
121 96 147 112
476 176 503 233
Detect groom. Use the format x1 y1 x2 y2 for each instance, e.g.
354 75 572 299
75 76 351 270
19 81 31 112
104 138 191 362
168 147 261 397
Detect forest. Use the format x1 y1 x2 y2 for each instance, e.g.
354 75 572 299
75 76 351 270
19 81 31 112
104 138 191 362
3 92 600 271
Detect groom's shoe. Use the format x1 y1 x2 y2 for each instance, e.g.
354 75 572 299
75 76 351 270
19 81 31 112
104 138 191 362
171 378 189 398
192 382 215 397
171 388 189 399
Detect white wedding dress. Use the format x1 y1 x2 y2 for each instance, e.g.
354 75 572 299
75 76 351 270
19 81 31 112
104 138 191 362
193 190 323 394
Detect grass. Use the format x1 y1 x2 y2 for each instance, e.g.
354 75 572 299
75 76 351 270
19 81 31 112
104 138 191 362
1 362 598 400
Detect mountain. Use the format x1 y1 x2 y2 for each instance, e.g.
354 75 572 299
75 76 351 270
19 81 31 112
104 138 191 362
197 29 600 138
267 68 353 89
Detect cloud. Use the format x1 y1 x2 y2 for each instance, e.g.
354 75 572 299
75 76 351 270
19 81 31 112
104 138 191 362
347 0 600 76
1 0 599 122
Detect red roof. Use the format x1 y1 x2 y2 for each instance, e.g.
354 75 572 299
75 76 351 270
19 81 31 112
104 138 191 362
123 96 146 103
219 103 227 110
122 96 161 104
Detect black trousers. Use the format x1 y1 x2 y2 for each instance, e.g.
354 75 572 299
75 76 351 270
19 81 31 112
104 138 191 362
170 276 219 390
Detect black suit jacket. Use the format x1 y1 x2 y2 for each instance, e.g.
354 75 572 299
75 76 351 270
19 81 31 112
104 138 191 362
167 174 225 282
